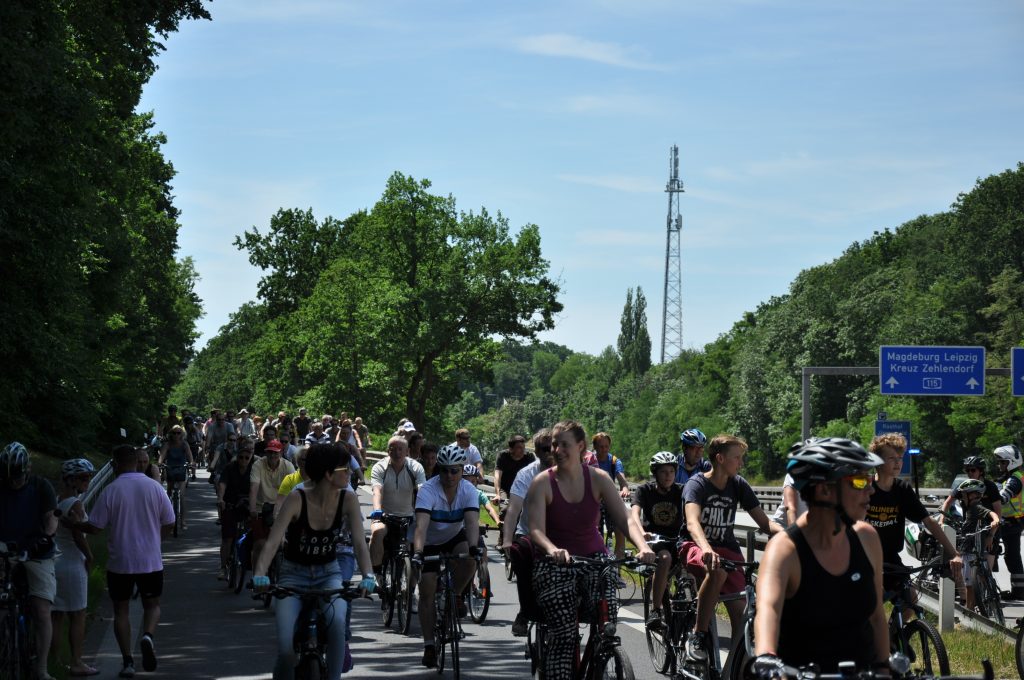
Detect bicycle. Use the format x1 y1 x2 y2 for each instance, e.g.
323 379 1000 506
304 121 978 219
722 560 759 680
883 564 950 676
528 554 637 680
254 582 367 680
0 541 35 680
225 499 249 592
1014 616 1024 680
739 656 994 680
467 525 495 624
423 551 475 679
158 464 186 537
958 525 1004 625
377 514 414 634
496 500 514 583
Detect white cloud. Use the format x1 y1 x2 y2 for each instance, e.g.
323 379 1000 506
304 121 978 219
516 33 670 72
557 174 660 193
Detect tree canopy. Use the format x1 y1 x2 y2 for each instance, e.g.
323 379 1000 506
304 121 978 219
0 1 209 453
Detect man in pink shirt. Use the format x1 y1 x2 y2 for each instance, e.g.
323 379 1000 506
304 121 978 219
81 445 175 678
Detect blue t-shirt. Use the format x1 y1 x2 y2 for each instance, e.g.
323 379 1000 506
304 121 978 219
675 458 712 485
0 476 58 557
592 454 624 477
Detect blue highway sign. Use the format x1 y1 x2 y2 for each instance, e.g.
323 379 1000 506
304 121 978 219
879 345 986 396
1013 347 1024 397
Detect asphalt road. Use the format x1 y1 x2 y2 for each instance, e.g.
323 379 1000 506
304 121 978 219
85 469 722 679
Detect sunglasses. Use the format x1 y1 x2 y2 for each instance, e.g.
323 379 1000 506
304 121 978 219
440 466 463 475
843 473 875 490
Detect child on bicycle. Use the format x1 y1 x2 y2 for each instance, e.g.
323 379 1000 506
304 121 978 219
630 451 685 631
953 478 1001 611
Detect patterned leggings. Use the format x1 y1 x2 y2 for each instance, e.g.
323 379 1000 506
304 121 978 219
533 556 618 679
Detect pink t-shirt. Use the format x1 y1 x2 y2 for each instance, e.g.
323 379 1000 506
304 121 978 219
88 472 175 574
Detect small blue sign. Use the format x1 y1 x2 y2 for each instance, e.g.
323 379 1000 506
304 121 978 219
1013 347 1024 398
879 345 986 396
875 419 912 475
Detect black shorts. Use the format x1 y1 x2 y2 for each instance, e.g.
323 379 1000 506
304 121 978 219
422 530 468 574
107 570 164 601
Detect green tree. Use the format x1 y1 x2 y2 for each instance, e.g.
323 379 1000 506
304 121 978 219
617 287 652 376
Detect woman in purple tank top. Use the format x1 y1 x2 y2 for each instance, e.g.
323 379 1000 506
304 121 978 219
527 420 655 679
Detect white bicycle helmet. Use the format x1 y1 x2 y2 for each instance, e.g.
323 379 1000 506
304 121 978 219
993 444 1022 471
650 451 679 474
463 463 478 476
62 458 96 478
437 444 468 467
957 478 986 495
0 442 29 481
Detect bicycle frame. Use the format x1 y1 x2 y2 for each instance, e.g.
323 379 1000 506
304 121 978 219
0 542 34 680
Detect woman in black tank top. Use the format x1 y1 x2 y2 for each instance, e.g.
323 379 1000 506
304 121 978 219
751 438 889 675
253 444 374 680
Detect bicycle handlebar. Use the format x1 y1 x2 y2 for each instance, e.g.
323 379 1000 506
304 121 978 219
250 583 371 602
0 541 30 561
754 657 993 680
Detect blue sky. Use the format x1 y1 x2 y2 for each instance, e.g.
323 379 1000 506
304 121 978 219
141 0 1024 359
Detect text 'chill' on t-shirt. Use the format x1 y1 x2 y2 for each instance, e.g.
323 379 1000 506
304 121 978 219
679 473 760 552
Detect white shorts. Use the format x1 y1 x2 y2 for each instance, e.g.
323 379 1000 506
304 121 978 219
23 558 57 603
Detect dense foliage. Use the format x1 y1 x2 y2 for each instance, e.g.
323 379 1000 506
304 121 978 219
0 1 209 453
455 166 1024 481
172 174 562 435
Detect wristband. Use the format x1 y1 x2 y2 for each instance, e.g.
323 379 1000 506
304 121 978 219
253 575 270 587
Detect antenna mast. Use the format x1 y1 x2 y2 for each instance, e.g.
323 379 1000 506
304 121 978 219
660 145 684 363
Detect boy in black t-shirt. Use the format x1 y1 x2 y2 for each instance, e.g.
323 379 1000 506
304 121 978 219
866 434 962 605
952 478 1001 611
630 451 685 631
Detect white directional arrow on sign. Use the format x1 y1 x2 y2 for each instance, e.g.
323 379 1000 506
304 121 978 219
886 377 899 388
967 378 980 390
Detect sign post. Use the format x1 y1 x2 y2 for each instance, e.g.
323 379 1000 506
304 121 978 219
879 345 986 396
1013 347 1024 398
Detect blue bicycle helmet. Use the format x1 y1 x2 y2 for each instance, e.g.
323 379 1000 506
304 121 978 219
679 429 707 448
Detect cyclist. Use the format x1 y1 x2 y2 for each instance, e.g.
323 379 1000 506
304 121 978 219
410 444 481 668
216 440 255 581
452 428 484 483
158 405 181 438
368 436 425 579
527 420 656 679
951 478 1001 611
492 435 535 504
585 432 631 567
248 439 295 576
769 473 807 529
421 442 440 479
940 456 1001 571
675 427 711 485
499 429 553 637
253 443 375 680
678 433 781 663
52 458 97 677
752 437 888 675
157 425 194 530
630 451 684 631
0 442 60 680
136 447 161 482
993 444 1024 600
866 433 961 612
466 462 501 528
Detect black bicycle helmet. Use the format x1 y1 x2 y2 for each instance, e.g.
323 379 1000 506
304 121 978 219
957 478 986 495
962 455 986 472
786 437 882 491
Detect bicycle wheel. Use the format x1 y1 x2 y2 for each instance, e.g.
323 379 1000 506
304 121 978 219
381 557 396 628
434 589 447 674
528 623 546 679
642 576 671 675
728 635 749 680
902 618 950 676
504 550 515 582
468 559 491 623
173 491 181 538
1015 621 1024 680
295 654 323 680
593 646 636 680
448 586 461 680
974 565 1007 622
0 613 20 680
396 556 414 634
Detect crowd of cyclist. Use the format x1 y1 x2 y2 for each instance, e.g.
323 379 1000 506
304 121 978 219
4 402 1023 680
